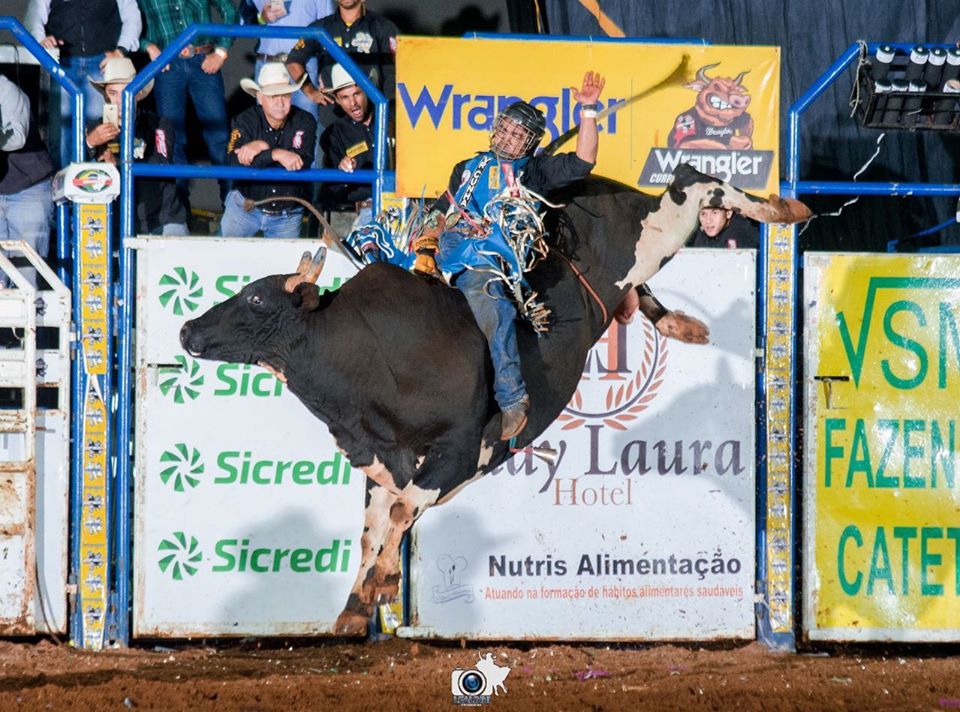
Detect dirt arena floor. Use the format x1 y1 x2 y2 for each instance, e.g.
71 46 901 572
2 636 960 711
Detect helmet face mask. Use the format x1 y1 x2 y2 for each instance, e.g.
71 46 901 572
490 101 546 160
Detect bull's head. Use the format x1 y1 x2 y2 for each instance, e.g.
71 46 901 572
179 247 327 367
686 63 750 126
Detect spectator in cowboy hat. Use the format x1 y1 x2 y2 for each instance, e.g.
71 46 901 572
220 63 317 238
84 57 188 236
25 0 142 168
239 0 335 124
319 63 383 229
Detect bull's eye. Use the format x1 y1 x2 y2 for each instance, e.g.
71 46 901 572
248 294 263 307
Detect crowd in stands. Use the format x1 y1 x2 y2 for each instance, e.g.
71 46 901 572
1 0 754 277
2 0 397 265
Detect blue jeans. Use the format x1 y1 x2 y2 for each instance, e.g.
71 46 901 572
0 181 53 287
153 55 229 188
52 54 105 168
453 268 526 411
219 190 302 238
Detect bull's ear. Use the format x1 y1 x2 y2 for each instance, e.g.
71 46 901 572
291 282 322 312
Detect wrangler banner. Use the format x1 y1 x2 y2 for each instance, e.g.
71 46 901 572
804 253 960 642
395 37 779 197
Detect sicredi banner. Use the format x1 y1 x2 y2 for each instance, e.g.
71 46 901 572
407 251 757 640
804 254 960 642
396 37 779 198
133 239 365 637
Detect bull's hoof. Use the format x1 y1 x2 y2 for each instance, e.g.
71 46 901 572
335 611 369 636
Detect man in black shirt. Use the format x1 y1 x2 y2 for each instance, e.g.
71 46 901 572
687 206 759 249
319 64 377 226
85 58 187 236
221 64 317 238
286 0 399 120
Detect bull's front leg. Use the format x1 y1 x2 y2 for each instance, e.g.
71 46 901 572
335 480 396 636
365 482 440 604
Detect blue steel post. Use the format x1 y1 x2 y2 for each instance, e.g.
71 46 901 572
114 23 392 645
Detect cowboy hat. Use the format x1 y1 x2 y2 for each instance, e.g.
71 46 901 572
240 62 306 97
90 57 154 100
323 63 359 95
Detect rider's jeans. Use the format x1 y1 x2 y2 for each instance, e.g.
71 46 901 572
453 267 527 411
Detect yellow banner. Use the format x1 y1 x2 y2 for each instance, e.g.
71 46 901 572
810 254 960 634
396 37 780 198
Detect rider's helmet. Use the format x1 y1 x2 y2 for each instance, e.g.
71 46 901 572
490 101 546 160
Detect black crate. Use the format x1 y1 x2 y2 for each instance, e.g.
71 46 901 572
854 63 960 131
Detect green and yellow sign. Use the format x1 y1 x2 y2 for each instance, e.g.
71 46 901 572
805 253 960 640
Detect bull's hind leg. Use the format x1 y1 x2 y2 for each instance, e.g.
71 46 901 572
335 479 397 636
616 166 812 290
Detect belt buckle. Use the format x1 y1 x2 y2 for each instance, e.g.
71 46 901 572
180 45 196 58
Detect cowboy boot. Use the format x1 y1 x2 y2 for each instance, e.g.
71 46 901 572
500 396 530 440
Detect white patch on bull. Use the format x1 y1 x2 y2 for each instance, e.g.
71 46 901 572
359 456 403 496
475 441 494 471
257 360 287 383
415 455 426 470
615 183 712 290
615 178 804 291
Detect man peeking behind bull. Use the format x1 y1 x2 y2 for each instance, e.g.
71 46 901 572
417 71 605 441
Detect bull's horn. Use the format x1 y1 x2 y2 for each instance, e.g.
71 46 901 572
294 251 312 274
733 70 749 86
303 246 328 284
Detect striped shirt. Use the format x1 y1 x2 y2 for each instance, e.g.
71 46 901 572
138 0 239 52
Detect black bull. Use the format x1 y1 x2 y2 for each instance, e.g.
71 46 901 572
180 165 809 634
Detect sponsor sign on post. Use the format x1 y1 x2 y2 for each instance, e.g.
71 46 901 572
407 251 757 640
804 253 960 642
396 37 779 198
133 239 365 637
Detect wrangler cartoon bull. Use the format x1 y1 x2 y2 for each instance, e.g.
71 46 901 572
669 63 754 150
180 164 809 634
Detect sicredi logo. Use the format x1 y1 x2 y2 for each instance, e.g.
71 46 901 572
158 267 203 315
158 355 203 403
157 447 352 488
158 361 285 403
158 535 353 577
157 531 202 580
159 444 203 491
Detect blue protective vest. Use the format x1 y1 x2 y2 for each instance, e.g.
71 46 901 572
437 152 536 280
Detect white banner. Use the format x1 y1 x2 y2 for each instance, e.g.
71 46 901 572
133 238 366 637
408 250 758 640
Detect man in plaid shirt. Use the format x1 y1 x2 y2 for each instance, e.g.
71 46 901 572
139 0 238 202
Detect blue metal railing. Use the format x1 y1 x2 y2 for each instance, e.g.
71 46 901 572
0 16 89 644
114 23 393 645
